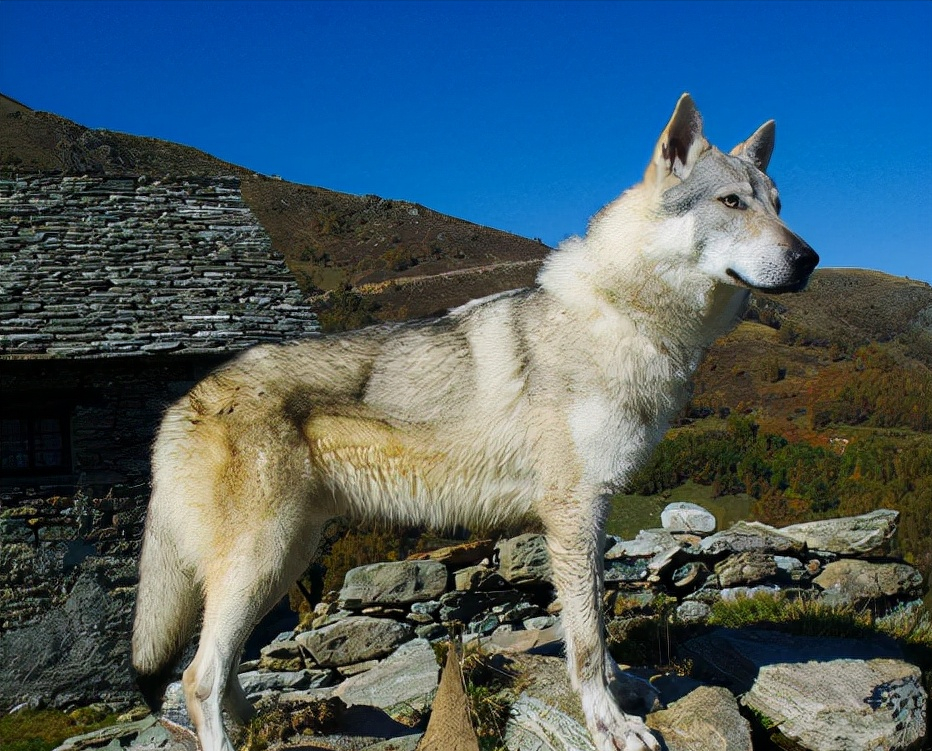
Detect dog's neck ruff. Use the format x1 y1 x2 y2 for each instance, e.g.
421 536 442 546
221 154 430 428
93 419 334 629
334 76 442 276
538 218 745 361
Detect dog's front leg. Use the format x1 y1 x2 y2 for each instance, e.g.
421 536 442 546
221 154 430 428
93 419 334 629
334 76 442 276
543 494 660 751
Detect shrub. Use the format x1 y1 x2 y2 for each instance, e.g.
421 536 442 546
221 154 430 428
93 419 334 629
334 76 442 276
382 246 415 272
317 286 378 333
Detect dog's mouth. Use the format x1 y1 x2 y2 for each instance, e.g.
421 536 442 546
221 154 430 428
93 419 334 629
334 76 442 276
726 268 812 294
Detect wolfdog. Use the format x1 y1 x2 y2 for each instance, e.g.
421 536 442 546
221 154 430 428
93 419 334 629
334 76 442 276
133 94 817 751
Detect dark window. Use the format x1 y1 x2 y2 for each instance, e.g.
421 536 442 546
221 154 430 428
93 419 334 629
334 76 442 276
0 414 71 475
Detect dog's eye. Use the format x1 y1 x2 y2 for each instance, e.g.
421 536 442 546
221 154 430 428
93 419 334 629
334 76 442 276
719 194 744 209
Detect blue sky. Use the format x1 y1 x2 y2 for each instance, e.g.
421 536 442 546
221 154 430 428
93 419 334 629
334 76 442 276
2 0 930 282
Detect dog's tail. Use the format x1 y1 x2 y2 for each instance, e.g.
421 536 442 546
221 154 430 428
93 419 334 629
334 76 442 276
131 490 202 712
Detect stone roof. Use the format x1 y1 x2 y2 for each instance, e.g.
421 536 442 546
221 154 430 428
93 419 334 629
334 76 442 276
0 174 319 358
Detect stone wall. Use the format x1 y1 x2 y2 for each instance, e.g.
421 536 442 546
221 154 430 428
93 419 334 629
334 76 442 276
0 492 145 709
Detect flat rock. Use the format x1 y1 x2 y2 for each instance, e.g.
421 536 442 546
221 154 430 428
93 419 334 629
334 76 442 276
660 502 717 535
296 616 413 668
362 737 422 751
502 654 593 751
647 543 685 577
239 668 335 695
813 559 924 605
335 638 439 711
605 529 680 559
504 694 596 751
483 622 565 655
779 510 899 557
340 561 448 608
407 539 494 567
53 716 164 751
272 701 422 750
678 627 926 749
700 521 805 556
500 655 659 751
745 658 926 751
646 685 751 751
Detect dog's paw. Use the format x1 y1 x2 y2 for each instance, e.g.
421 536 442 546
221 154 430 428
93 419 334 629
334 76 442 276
591 713 660 751
583 685 660 751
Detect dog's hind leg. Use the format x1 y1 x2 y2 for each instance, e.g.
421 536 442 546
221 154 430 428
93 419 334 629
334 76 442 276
183 517 325 751
542 490 660 751
223 670 255 725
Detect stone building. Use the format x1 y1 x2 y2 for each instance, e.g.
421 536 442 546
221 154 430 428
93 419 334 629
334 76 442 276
0 173 319 500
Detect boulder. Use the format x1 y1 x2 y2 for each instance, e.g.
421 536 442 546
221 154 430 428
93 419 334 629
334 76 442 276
779 510 899 557
496 534 551 584
719 585 782 602
660 503 717 535
340 561 448 608
258 639 304 671
296 616 413 668
604 558 649 583
774 555 808 582
646 685 751 751
813 559 924 605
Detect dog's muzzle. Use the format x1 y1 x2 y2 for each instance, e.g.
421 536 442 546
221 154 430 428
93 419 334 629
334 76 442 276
727 237 819 294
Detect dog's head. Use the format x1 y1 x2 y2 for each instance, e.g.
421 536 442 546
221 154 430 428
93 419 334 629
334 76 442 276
644 94 818 293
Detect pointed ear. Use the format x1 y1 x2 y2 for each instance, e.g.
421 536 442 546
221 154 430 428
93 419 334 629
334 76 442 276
730 120 775 171
647 93 709 185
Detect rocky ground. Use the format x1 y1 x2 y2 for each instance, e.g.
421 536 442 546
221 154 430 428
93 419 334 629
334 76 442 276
5 502 926 751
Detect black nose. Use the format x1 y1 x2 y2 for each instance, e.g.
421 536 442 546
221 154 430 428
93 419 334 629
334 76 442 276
790 237 819 276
